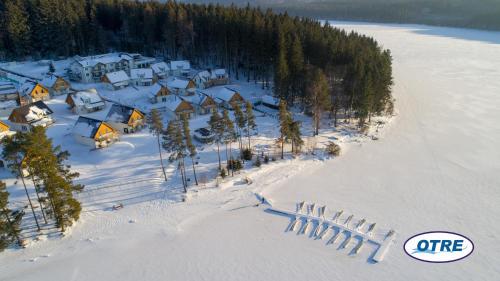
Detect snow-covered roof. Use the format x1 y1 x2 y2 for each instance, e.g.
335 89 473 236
183 91 212 106
195 70 211 81
163 97 184 112
130 68 153 80
9 101 53 124
148 83 164 97
261 95 280 106
167 78 192 89
39 75 58 88
71 89 105 107
19 81 38 97
151 62 170 74
105 103 141 124
72 116 105 138
74 53 133 68
213 69 226 77
170 60 191 71
203 87 240 103
104 71 129 84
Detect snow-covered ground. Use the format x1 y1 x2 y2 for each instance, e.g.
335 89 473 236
2 22 500 281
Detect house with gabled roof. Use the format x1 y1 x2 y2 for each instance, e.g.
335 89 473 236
170 60 191 76
163 96 195 120
102 71 130 90
130 68 155 86
18 81 50 106
105 103 145 134
72 116 119 149
40 75 71 96
192 69 229 89
182 91 217 115
8 100 54 132
201 87 245 110
148 83 172 104
66 89 106 115
167 77 196 96
151 62 170 80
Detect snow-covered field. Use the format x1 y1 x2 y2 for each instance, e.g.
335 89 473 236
2 22 500 281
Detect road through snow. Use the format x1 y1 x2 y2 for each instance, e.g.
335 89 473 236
1 22 500 281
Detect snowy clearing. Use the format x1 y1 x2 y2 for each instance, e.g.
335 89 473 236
1 22 500 281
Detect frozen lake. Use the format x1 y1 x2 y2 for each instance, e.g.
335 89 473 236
1 22 500 281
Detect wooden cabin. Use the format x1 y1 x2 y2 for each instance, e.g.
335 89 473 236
181 92 217 115
18 82 50 106
164 97 195 120
167 78 196 96
202 87 245 110
72 116 119 149
105 104 145 134
40 75 71 96
8 101 54 132
66 89 105 114
102 71 130 90
148 83 172 104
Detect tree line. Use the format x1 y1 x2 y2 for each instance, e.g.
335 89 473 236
0 127 82 251
1 0 393 126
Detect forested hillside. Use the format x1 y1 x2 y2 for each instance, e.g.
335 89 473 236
0 0 393 125
185 0 500 31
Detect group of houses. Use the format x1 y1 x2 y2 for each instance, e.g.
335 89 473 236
71 102 145 149
68 52 229 92
0 52 252 151
0 84 146 150
0 74 71 108
148 82 246 120
66 88 146 149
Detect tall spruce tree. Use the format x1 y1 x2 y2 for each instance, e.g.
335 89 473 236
163 120 187 192
148 109 168 181
222 109 236 174
307 67 331 136
278 100 293 159
181 115 198 186
232 103 246 151
208 110 224 171
245 101 256 149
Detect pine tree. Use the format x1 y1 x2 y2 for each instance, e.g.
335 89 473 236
290 121 304 154
162 120 187 192
288 35 305 104
245 101 256 149
232 102 246 151
307 67 331 136
208 109 224 171
274 26 289 99
0 181 24 251
181 115 198 186
148 109 167 182
278 100 293 159
25 127 82 232
49 62 55 73
222 109 236 175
